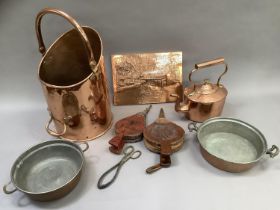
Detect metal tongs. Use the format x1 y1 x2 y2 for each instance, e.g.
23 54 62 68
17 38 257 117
97 146 142 189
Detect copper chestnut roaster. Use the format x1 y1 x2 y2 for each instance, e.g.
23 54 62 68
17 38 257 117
172 57 228 122
144 108 185 174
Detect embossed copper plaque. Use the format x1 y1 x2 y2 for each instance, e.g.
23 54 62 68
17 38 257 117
111 52 183 105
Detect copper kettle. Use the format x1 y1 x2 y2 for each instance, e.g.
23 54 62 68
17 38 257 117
171 58 228 122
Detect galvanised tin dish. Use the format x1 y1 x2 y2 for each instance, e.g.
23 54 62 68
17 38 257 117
3 140 89 201
188 117 279 172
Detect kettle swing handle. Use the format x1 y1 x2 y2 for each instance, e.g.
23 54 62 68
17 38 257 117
35 8 97 71
189 57 228 87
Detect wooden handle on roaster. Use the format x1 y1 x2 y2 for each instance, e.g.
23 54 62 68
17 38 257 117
35 8 96 69
146 141 172 174
189 57 228 86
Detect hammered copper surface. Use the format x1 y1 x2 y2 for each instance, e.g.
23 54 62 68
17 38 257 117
173 57 228 122
112 52 182 105
200 146 255 173
36 8 112 141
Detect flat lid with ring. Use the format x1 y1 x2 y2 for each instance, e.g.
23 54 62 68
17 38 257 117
186 80 228 104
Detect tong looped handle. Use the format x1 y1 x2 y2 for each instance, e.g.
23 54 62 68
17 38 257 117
189 57 228 86
97 163 122 189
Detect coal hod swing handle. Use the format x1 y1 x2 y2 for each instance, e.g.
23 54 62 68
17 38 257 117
189 57 228 86
35 8 96 69
45 113 67 137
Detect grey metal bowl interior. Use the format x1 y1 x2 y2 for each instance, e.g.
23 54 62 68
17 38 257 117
197 118 267 164
11 141 84 194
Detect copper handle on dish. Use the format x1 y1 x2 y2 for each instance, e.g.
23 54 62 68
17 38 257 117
266 145 279 158
188 122 198 132
35 8 96 69
189 57 228 86
74 141 90 152
3 181 17 194
46 114 67 137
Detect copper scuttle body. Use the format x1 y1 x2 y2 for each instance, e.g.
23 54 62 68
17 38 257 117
36 8 112 141
111 52 183 105
172 57 228 122
144 108 185 174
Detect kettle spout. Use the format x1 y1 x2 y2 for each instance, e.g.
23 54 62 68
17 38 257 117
170 94 190 113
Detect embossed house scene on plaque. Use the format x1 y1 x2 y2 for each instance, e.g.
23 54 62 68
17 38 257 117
111 52 183 105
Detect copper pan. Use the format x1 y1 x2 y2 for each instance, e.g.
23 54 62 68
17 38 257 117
188 117 279 172
36 8 112 141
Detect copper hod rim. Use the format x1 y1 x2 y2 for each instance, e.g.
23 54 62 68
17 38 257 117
37 25 102 89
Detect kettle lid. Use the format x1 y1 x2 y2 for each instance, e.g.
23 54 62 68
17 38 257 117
186 80 228 103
